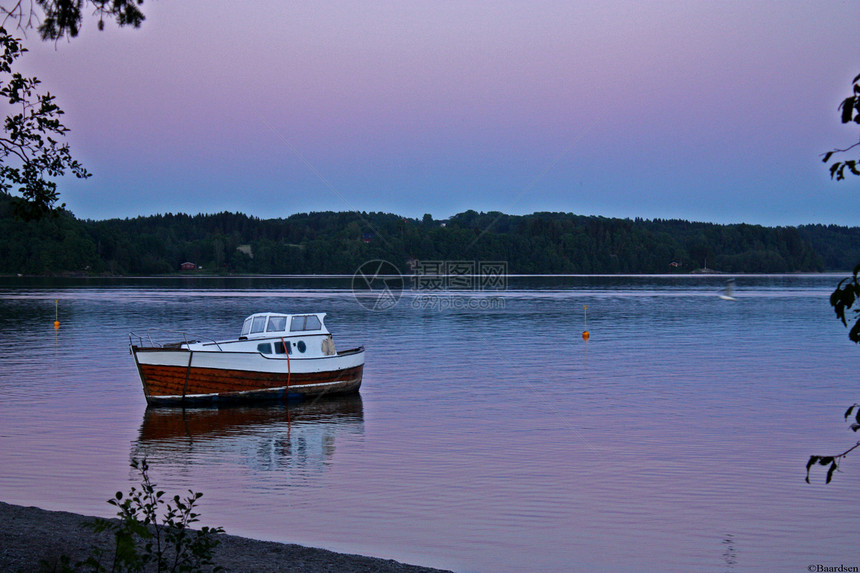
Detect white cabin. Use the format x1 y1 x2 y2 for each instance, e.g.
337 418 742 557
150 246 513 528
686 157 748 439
240 312 330 339
184 313 337 358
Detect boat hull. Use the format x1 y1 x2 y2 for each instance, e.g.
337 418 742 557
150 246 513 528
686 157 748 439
132 346 364 406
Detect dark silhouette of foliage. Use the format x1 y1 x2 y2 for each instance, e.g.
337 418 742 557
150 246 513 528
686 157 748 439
822 73 860 181
821 74 860 342
798 224 860 271
806 75 860 485
0 197 849 276
1 0 145 40
0 1 145 220
0 26 90 220
806 405 860 485
831 264 860 343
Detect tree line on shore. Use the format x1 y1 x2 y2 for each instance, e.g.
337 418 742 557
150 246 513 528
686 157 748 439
1 196 857 275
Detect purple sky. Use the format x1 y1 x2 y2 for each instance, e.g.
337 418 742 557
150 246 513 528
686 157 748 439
17 1 860 225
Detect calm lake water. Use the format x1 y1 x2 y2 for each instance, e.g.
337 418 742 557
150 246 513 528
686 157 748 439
1 274 858 572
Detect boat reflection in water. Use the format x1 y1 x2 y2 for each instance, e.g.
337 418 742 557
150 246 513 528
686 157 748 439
133 394 364 476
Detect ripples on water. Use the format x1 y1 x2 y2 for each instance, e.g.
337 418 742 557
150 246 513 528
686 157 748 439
0 275 858 572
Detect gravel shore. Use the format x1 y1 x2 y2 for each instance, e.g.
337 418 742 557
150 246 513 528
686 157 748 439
0 501 454 572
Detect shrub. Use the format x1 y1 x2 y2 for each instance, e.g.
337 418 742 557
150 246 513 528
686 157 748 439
48 458 224 573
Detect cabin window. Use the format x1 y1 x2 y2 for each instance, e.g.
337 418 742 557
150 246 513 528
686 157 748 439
290 315 322 332
257 343 272 354
241 318 252 336
251 316 267 334
274 340 290 354
297 340 306 353
266 316 287 332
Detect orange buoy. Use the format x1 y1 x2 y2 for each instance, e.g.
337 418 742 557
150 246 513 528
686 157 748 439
54 320 60 329
53 300 60 329
582 305 589 341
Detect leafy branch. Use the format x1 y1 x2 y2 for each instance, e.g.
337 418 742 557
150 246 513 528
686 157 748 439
0 26 92 219
0 2 146 221
821 73 860 181
830 264 860 343
806 404 860 484
811 74 860 485
0 0 39 33
1 0 145 40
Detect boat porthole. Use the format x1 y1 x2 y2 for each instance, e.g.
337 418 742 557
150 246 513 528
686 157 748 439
297 340 306 353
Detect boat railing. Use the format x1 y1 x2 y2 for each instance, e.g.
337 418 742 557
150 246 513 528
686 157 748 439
128 329 224 351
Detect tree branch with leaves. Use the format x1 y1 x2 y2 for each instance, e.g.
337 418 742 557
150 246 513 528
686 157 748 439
0 26 91 219
1 0 145 40
831 263 860 343
806 405 860 484
822 75 860 343
805 75 860 485
822 73 860 181
0 1 146 220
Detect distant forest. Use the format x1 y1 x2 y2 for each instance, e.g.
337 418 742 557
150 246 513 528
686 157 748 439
1 195 858 275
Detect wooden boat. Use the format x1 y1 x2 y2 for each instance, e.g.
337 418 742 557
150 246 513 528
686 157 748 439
130 312 364 406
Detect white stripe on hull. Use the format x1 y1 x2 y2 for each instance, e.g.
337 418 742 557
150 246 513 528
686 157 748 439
134 348 364 374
